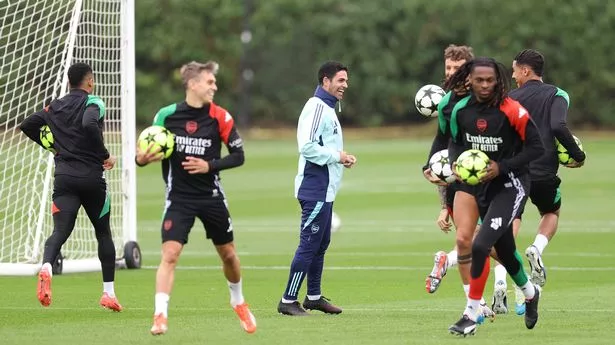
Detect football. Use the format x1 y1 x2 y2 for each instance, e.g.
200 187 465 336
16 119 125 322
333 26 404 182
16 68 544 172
415 84 446 118
39 125 55 152
428 149 456 183
556 135 584 165
137 125 175 159
331 212 342 233
454 149 490 186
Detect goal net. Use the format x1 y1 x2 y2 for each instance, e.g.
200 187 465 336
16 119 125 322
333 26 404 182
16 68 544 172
0 0 138 275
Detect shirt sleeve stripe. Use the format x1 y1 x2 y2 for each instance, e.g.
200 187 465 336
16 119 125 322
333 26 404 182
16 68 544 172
309 103 323 141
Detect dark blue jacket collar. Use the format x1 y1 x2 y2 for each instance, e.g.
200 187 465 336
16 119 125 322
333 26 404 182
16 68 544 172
314 85 338 109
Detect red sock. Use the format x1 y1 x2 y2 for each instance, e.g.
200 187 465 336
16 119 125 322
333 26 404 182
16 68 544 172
469 259 490 300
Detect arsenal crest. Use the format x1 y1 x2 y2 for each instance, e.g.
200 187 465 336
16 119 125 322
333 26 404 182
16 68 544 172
185 120 198 134
163 219 173 231
476 119 487 132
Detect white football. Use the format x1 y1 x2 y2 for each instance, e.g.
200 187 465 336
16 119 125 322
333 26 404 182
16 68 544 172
415 84 446 118
429 149 456 183
331 212 342 233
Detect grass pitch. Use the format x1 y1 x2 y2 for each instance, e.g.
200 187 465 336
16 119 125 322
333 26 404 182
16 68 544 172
0 133 613 344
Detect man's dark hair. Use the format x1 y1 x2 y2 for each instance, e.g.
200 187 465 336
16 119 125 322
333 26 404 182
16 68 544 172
67 62 93 88
318 61 348 85
514 49 545 77
444 57 511 106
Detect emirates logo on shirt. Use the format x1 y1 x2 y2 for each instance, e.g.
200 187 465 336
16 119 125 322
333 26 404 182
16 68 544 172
476 118 487 132
465 133 503 152
185 121 198 134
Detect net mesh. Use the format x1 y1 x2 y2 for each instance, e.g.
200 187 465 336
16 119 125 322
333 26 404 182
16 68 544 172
0 0 126 265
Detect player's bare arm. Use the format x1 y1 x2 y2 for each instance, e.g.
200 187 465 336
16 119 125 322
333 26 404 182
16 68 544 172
437 209 452 232
435 186 451 232
423 168 447 186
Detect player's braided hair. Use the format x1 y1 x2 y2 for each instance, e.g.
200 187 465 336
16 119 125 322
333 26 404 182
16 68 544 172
443 57 511 106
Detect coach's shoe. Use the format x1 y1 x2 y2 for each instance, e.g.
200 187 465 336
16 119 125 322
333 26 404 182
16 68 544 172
524 285 541 329
37 266 52 307
150 313 168 336
425 251 448 293
277 300 309 316
303 296 342 314
99 293 123 312
449 315 477 337
514 285 526 315
491 280 508 314
233 303 257 333
525 245 547 287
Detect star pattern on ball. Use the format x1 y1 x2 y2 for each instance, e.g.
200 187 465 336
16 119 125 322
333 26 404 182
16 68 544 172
467 166 481 179
422 87 437 98
159 143 170 155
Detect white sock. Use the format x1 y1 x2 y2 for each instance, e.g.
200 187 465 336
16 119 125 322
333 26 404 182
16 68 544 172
447 250 458 268
307 294 321 301
532 234 549 255
464 298 482 322
281 298 296 304
463 284 470 298
41 262 53 277
514 285 526 305
519 281 536 300
103 282 115 297
154 292 170 317
228 279 245 307
494 264 507 285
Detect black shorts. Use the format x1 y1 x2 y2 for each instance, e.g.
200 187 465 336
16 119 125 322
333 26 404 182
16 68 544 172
161 198 233 245
477 173 529 230
454 181 479 198
529 176 562 214
445 183 457 210
449 182 478 220
53 173 109 221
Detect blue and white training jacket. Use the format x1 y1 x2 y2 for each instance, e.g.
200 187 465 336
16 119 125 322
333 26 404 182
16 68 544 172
294 86 344 202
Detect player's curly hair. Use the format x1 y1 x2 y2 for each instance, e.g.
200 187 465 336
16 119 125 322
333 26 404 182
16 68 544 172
443 57 511 106
444 44 474 62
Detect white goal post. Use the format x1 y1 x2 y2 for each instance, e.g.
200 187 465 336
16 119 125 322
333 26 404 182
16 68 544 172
0 0 140 275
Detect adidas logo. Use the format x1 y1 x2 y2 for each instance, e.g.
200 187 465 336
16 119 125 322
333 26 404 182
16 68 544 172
490 217 502 230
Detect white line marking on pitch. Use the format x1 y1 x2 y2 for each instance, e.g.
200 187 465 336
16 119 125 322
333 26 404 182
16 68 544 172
0 306 613 313
141 265 615 271
141 250 615 258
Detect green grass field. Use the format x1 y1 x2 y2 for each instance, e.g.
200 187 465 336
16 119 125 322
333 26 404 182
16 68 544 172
0 134 614 344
